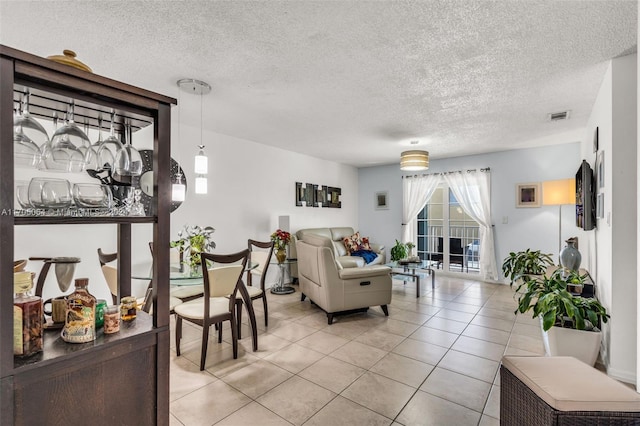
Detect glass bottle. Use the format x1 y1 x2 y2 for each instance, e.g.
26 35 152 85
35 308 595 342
13 271 43 357
61 278 97 343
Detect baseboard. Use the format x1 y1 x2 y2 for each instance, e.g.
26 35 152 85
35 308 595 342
606 366 637 387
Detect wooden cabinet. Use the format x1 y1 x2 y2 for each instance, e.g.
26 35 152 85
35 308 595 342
0 45 175 425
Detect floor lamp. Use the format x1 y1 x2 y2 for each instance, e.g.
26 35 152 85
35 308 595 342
542 178 576 260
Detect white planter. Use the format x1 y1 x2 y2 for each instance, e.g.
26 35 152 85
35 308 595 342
540 317 602 366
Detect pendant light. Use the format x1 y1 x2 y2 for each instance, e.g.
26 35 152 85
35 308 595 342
177 78 211 195
172 80 187 202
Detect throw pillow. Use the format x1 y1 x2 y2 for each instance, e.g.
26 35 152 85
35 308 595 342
360 236 372 251
343 232 361 255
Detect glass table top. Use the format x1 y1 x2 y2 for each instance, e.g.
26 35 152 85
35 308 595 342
132 261 258 285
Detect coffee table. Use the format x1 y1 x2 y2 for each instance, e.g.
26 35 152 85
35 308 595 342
386 260 435 298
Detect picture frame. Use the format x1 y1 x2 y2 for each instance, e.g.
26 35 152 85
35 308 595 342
596 151 605 189
375 191 389 210
327 186 342 208
295 182 304 206
305 182 315 207
316 185 328 207
516 182 541 208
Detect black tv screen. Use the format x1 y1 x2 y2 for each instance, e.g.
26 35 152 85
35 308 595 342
576 160 596 230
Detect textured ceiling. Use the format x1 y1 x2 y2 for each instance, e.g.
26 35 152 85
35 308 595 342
0 1 637 167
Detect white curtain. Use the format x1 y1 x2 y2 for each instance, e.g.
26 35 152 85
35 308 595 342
402 174 441 244
444 171 498 280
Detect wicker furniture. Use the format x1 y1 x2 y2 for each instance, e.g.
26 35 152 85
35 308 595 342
500 356 640 426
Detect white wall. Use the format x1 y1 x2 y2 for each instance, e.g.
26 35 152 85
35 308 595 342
16 116 358 303
358 142 585 278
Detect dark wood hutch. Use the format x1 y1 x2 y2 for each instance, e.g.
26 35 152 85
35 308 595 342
0 45 175 425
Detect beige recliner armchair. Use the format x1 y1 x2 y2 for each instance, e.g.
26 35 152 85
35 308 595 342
296 234 392 324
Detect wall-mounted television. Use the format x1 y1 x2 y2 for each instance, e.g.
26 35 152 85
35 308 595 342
576 159 596 230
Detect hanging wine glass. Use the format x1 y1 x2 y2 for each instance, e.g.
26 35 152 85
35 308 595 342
79 118 100 171
14 92 46 167
14 90 49 146
46 102 90 172
96 110 125 172
114 121 142 177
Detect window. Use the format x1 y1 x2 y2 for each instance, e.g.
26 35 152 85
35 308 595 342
417 185 480 274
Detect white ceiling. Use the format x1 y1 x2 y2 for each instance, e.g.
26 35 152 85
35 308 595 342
0 1 637 168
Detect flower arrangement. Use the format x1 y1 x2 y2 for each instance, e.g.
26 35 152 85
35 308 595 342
170 225 216 269
270 229 291 250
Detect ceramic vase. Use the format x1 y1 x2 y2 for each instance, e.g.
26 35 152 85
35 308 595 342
560 238 581 271
275 248 286 264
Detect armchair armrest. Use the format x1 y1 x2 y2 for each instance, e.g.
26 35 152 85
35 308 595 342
338 265 391 280
370 243 385 253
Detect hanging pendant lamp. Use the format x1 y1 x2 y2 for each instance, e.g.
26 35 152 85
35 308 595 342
400 150 429 171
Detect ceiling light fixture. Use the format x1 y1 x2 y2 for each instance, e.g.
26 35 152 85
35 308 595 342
400 150 429 171
178 78 211 195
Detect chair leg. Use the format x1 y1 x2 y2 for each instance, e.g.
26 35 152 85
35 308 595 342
175 316 182 356
200 321 210 371
236 300 243 340
381 305 389 316
327 313 334 325
301 293 306 302
218 322 223 343
230 316 238 359
262 295 268 327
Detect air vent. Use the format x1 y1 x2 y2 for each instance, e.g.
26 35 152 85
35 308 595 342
548 111 570 121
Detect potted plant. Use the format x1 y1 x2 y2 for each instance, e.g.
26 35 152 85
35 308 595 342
514 268 609 366
170 225 216 272
502 249 554 285
270 229 292 264
390 240 407 262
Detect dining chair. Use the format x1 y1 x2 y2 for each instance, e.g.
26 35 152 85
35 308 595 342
174 249 249 370
246 239 274 327
149 241 204 302
97 248 119 305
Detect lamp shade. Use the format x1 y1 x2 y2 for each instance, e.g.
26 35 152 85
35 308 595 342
400 150 429 171
172 172 186 202
542 178 576 205
195 176 208 194
194 145 208 174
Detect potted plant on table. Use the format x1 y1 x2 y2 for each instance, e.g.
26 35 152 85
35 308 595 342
170 225 216 272
502 249 554 285
390 240 407 262
270 229 291 264
513 268 609 366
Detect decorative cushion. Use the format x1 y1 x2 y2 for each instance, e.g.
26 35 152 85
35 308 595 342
360 237 372 251
343 232 362 254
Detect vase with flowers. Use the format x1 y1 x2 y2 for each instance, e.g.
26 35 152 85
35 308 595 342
270 229 291 264
170 225 216 273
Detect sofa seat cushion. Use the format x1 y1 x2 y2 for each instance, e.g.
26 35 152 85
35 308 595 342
338 255 365 268
501 356 640 412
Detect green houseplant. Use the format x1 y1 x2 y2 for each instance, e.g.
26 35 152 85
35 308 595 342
390 240 407 262
514 268 609 365
502 249 554 285
170 225 216 270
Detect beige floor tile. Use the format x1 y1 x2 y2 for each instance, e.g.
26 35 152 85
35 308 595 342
434 308 475 323
420 367 491 412
417 296 449 308
409 326 459 348
400 302 441 316
483 299 518 313
304 395 392 426
269 322 319 342
397 390 482 426
169 413 182 426
462 324 511 345
215 401 291 426
424 316 468 334
330 340 388 369
470 315 514 332
299 356 366 393
503 346 541 357
370 352 434 388
294 312 330 329
483 385 501 419
452 296 487 307
342 372 416 419
388 309 432 325
507 333 544 354
445 302 481 314
355 328 406 351
392 338 448 365
512 322 542 338
170 354 217 401
221 359 293 399
321 320 370 339
170 321 203 350
477 307 518 322
257 376 336 425
375 318 421 337
438 350 499 383
264 343 325 373
170 380 251 426
296 330 349 354
243 332 292 358
515 313 541 325
479 414 500 426
451 336 506 361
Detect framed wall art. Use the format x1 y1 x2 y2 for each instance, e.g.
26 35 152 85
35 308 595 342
516 182 541 208
375 191 388 210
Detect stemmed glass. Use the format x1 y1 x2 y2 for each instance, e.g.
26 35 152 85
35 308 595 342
14 91 48 167
96 110 125 173
41 102 89 172
114 121 142 177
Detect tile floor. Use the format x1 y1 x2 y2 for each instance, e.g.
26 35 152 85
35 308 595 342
169 275 547 426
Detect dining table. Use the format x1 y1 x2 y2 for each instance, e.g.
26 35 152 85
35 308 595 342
133 261 260 351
